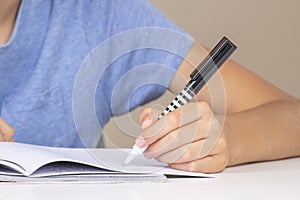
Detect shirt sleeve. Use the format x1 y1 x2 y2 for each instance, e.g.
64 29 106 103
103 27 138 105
90 0 194 116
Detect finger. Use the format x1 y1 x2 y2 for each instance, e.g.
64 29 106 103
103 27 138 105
155 131 227 164
138 101 211 147
169 154 228 173
144 121 207 159
153 140 204 164
0 118 15 142
135 108 161 147
144 115 224 159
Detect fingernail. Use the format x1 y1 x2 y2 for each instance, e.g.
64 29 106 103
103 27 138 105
141 116 152 129
135 136 146 147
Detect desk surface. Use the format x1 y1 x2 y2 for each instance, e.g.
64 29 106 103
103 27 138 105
1 158 300 200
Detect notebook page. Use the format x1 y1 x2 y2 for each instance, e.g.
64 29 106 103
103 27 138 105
82 148 213 177
0 142 103 176
0 143 212 178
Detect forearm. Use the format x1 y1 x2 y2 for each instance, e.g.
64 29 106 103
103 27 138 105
174 43 293 114
170 42 300 171
225 99 300 166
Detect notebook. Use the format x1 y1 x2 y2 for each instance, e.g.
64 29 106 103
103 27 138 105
0 142 213 183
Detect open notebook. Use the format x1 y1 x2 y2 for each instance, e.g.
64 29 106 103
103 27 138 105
0 142 212 183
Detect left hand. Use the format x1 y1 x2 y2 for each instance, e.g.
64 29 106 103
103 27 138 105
136 101 229 173
0 117 14 142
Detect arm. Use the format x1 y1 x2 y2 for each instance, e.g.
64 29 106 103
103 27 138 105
175 42 300 165
137 42 300 173
225 99 300 166
171 43 296 113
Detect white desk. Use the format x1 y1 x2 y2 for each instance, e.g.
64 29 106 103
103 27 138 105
1 158 300 200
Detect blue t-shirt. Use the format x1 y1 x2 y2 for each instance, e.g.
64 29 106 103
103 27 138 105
0 0 193 147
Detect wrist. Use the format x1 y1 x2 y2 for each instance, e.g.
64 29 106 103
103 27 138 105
223 115 240 166
216 114 239 166
223 113 258 166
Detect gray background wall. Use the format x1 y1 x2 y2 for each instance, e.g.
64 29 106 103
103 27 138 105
102 0 300 148
150 0 300 97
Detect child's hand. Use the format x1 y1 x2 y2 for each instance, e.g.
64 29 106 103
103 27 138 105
0 118 14 142
137 101 229 173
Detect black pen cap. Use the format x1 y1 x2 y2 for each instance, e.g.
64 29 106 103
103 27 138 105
190 37 237 81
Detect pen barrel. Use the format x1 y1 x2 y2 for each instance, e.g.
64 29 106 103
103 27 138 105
189 37 237 94
158 86 196 119
159 37 237 119
190 37 237 79
186 68 217 95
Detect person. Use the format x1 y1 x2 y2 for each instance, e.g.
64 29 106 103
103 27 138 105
0 0 299 174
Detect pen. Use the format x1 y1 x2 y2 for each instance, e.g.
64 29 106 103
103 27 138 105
123 37 237 166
